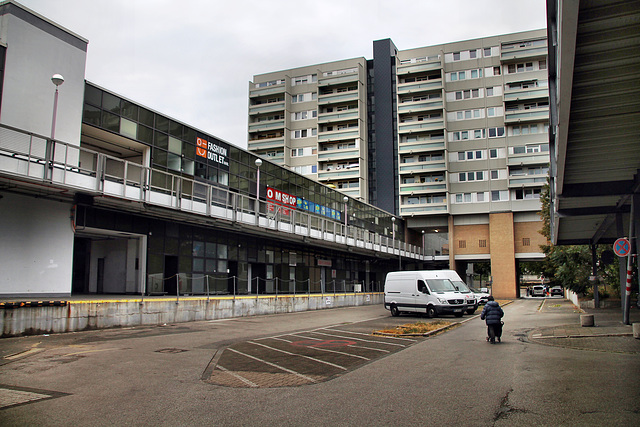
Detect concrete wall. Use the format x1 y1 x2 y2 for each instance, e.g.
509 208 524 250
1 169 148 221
0 3 87 143
0 193 74 297
1 293 385 337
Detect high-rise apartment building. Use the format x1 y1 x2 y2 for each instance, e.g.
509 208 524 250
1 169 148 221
248 30 549 296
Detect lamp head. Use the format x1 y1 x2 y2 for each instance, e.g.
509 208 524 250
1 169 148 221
254 158 262 167
51 74 65 87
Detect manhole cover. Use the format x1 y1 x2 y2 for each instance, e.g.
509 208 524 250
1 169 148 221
155 348 188 354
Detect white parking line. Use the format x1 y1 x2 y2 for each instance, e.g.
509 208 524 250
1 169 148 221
329 328 419 342
248 341 348 371
216 364 259 388
311 331 408 347
227 348 317 384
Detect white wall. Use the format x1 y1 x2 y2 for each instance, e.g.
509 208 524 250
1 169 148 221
0 193 74 297
0 5 87 144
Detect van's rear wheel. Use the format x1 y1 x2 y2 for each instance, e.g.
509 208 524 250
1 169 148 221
426 306 437 318
390 305 400 317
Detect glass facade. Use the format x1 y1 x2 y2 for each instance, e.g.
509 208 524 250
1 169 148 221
80 83 406 295
82 83 402 238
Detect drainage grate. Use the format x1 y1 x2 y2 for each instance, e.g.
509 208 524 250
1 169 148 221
155 348 188 354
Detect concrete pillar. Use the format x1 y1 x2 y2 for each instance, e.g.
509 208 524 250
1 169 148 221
448 215 456 271
489 212 517 299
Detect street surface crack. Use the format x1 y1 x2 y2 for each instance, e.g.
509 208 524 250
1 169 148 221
494 388 528 422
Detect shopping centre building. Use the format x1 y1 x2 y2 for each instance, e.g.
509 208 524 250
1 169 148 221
0 1 423 303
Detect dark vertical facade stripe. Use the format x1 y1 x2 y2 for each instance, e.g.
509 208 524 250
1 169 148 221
371 39 398 215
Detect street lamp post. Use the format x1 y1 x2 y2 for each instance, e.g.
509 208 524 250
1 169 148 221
343 196 348 243
47 74 64 180
50 74 64 140
422 230 425 256
254 158 262 223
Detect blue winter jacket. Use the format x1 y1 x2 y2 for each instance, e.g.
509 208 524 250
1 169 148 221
480 301 504 325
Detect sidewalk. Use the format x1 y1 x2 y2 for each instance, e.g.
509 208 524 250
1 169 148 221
528 298 640 354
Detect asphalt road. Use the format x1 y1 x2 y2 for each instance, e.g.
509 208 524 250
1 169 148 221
1 299 638 426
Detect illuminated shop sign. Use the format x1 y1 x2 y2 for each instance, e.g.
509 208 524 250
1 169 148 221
297 195 341 221
266 186 342 221
266 187 297 215
196 137 230 169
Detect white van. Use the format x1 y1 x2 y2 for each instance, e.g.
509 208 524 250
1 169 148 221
436 270 478 315
384 271 468 318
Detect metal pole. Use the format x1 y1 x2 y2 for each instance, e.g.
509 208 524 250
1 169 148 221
591 244 599 308
624 198 635 325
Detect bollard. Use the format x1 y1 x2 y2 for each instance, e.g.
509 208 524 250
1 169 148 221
633 323 640 339
580 314 594 327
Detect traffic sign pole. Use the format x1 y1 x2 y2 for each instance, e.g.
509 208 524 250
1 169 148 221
623 203 635 325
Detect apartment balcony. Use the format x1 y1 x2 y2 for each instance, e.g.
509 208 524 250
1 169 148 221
508 175 547 187
248 101 286 116
398 161 446 175
398 140 445 155
400 201 448 215
503 88 549 102
398 119 445 134
501 44 547 61
317 167 360 182
504 107 549 124
336 187 360 198
396 61 442 76
397 80 442 95
318 73 360 87
247 137 286 150
318 128 360 143
317 148 360 162
397 100 443 115
317 91 359 105
507 153 549 167
317 110 359 124
249 84 286 98
248 119 285 133
399 181 447 195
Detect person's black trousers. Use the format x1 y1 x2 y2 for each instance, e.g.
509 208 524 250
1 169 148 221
487 323 503 342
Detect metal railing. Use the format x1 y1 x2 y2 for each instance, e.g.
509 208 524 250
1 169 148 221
147 273 382 303
0 124 425 261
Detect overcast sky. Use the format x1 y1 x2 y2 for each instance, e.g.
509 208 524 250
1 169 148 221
19 0 547 149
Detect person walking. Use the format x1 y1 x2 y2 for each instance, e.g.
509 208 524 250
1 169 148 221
480 296 504 344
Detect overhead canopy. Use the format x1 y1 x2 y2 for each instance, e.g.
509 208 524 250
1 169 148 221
547 0 640 245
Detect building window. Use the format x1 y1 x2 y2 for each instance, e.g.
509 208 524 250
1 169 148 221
459 240 466 249
523 238 531 246
488 127 505 138
491 190 508 201
490 170 499 180
479 239 487 248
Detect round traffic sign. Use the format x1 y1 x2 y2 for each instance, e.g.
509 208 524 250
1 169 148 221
613 238 631 257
